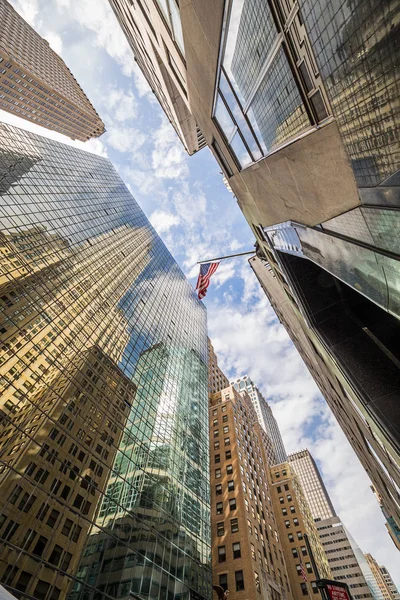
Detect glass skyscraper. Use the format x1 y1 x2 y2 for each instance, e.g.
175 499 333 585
0 122 211 600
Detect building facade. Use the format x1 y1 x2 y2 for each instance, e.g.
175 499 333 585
109 0 400 545
0 0 104 140
208 338 229 395
288 449 375 600
287 451 336 522
209 383 292 600
365 555 400 600
0 122 211 600
270 463 331 600
232 375 287 463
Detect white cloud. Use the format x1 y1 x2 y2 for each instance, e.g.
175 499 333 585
149 210 180 233
43 31 63 54
9 0 38 25
152 121 189 180
106 126 145 153
106 87 138 122
54 0 136 77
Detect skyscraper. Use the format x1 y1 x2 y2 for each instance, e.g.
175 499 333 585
208 338 229 394
109 0 400 546
287 451 335 522
232 375 287 463
365 556 400 600
0 0 104 140
288 449 375 600
209 384 292 600
270 462 331 600
0 122 211 600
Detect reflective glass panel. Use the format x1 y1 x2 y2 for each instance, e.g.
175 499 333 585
0 122 211 600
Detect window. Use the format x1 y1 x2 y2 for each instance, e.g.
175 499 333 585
19 492 36 513
301 583 309 595
290 506 296 513
46 509 60 528
216 502 223 515
282 470 287 476
228 480 234 491
311 582 319 594
218 545 226 563
215 454 220 463
214 429 219 438
217 522 224 536
214 441 220 450
251 543 256 560
235 570 245 591
287 494 292 501
279 497 284 504
223 425 229 433
49 544 63 566
233 542 241 559
277 486 282 493
306 562 312 574
15 572 31 593
34 581 50 600
293 518 299 527
219 574 228 592
285 520 290 529
225 450 232 459
297 532 303 540
33 535 48 557
292 548 299 558
301 546 307 556
215 468 221 479
248 519 252 534
255 572 261 593
224 437 230 446
222 415 228 422
288 533 294 542
216 484 222 496
231 518 239 533
282 508 287 515
226 464 233 474
61 518 73 537
213 418 218 426
284 484 289 491
229 498 237 511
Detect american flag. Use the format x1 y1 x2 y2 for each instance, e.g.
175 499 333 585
299 558 308 582
195 262 219 299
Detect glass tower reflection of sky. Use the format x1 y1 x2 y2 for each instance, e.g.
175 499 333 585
0 122 211 600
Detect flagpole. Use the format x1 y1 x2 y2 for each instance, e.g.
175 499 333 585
197 250 255 265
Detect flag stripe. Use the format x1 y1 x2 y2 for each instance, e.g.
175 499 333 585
195 262 219 299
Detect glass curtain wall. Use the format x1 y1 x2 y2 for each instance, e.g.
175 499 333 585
0 122 211 600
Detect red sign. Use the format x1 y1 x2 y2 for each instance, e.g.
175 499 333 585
326 584 352 600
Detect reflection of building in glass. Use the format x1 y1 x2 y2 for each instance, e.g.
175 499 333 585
232 375 287 464
72 342 210 600
0 122 210 600
0 0 104 141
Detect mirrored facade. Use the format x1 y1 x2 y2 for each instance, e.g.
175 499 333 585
0 122 211 600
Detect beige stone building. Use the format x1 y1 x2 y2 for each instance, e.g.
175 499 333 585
270 462 331 600
365 555 400 600
0 0 104 140
208 338 229 395
210 384 292 600
110 0 400 550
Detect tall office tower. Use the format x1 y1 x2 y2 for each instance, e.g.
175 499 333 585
208 338 229 394
0 0 104 141
110 0 400 545
365 556 400 600
270 463 331 600
209 383 292 600
287 451 335 522
288 450 374 600
0 122 211 600
232 375 287 463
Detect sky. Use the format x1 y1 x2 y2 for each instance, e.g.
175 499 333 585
2 0 399 585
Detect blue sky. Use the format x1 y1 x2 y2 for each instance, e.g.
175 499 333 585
3 0 399 583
